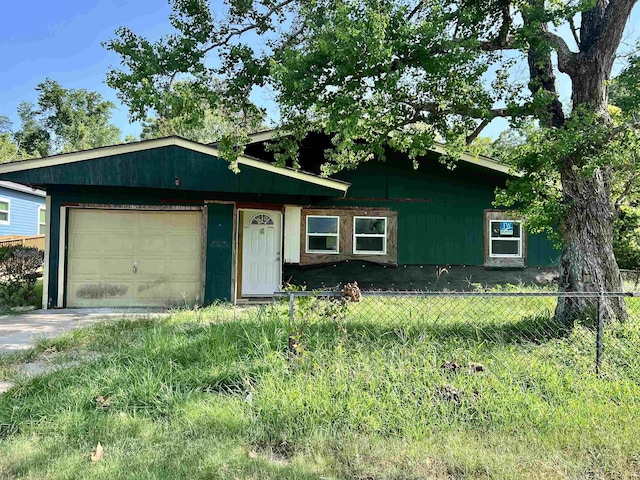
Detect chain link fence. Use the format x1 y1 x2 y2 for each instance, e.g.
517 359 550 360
275 290 640 377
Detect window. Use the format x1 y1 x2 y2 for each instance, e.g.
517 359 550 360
306 216 340 253
250 214 273 225
489 220 522 257
353 216 387 254
0 198 9 225
38 206 46 235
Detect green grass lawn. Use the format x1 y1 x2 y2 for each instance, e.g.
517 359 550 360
1 298 639 479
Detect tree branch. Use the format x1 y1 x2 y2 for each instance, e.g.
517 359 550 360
466 118 491 145
542 30 578 76
568 16 580 47
203 0 297 53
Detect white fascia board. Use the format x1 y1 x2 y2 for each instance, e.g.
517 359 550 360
0 181 46 197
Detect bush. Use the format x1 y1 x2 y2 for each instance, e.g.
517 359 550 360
614 206 640 270
0 245 44 307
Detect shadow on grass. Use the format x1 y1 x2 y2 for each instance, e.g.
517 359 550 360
297 312 570 349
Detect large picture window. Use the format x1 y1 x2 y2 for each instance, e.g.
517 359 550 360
353 216 387 254
489 220 523 258
306 215 340 253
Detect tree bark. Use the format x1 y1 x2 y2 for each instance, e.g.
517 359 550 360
556 161 627 325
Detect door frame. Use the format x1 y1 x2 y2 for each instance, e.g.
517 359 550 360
236 207 284 299
59 204 206 308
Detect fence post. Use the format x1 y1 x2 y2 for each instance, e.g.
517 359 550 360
596 293 604 375
288 292 295 329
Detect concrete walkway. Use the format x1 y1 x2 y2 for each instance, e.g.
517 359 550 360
0 308 168 354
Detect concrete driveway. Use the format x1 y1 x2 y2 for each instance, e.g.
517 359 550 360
0 308 167 354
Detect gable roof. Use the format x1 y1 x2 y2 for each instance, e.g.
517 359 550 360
0 136 350 194
246 129 514 176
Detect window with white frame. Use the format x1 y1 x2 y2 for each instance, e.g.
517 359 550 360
353 216 387 254
489 220 523 257
38 206 46 235
306 215 340 253
0 198 10 225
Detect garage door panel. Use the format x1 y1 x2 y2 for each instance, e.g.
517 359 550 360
136 281 168 299
134 258 168 277
67 210 202 307
69 281 134 306
170 234 201 255
103 258 136 276
94 211 138 231
138 212 173 231
102 235 135 254
68 258 102 276
70 233 104 252
136 235 169 255
167 281 201 299
168 257 201 277
171 212 201 229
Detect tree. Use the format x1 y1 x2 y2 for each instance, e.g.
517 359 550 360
139 81 263 144
7 79 123 160
106 0 640 322
35 79 122 153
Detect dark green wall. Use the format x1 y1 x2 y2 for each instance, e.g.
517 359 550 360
204 204 235 303
2 146 344 197
312 155 559 267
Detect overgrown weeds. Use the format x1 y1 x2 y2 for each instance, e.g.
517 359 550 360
0 299 639 479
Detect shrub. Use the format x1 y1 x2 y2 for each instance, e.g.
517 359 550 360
0 245 44 307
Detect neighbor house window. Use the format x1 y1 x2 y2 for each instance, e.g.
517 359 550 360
353 216 387 254
489 220 523 257
306 215 340 253
0 198 10 225
38 206 46 234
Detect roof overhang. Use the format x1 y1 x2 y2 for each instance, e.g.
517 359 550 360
0 181 46 197
246 129 516 176
0 136 350 194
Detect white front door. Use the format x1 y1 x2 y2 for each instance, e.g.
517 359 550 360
241 210 281 296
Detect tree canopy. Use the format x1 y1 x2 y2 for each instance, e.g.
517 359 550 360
1 79 123 162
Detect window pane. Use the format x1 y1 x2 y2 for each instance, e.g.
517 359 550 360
0 212 7 222
39 208 46 223
491 221 520 238
308 217 338 234
39 224 46 235
491 240 520 255
308 235 338 252
0 201 8 212
355 217 385 235
355 237 385 253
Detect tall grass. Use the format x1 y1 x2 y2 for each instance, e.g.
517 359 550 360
1 299 639 479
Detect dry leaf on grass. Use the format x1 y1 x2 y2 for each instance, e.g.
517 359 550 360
91 442 104 462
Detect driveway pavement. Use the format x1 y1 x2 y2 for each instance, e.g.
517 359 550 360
0 308 168 354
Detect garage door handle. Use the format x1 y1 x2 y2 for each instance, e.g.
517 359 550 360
133 261 137 274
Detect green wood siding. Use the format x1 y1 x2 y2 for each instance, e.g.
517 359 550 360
321 156 559 267
1 146 343 197
204 204 235 303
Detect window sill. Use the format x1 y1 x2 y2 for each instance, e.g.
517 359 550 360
484 257 525 269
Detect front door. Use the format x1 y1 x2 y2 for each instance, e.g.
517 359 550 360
241 210 282 296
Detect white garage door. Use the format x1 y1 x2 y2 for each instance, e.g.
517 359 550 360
66 209 202 307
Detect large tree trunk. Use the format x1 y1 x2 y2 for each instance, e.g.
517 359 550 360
555 161 627 325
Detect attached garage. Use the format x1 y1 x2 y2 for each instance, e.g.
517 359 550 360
0 136 349 308
66 209 203 307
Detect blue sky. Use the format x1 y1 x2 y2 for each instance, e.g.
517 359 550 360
1 1 639 141
0 0 174 139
